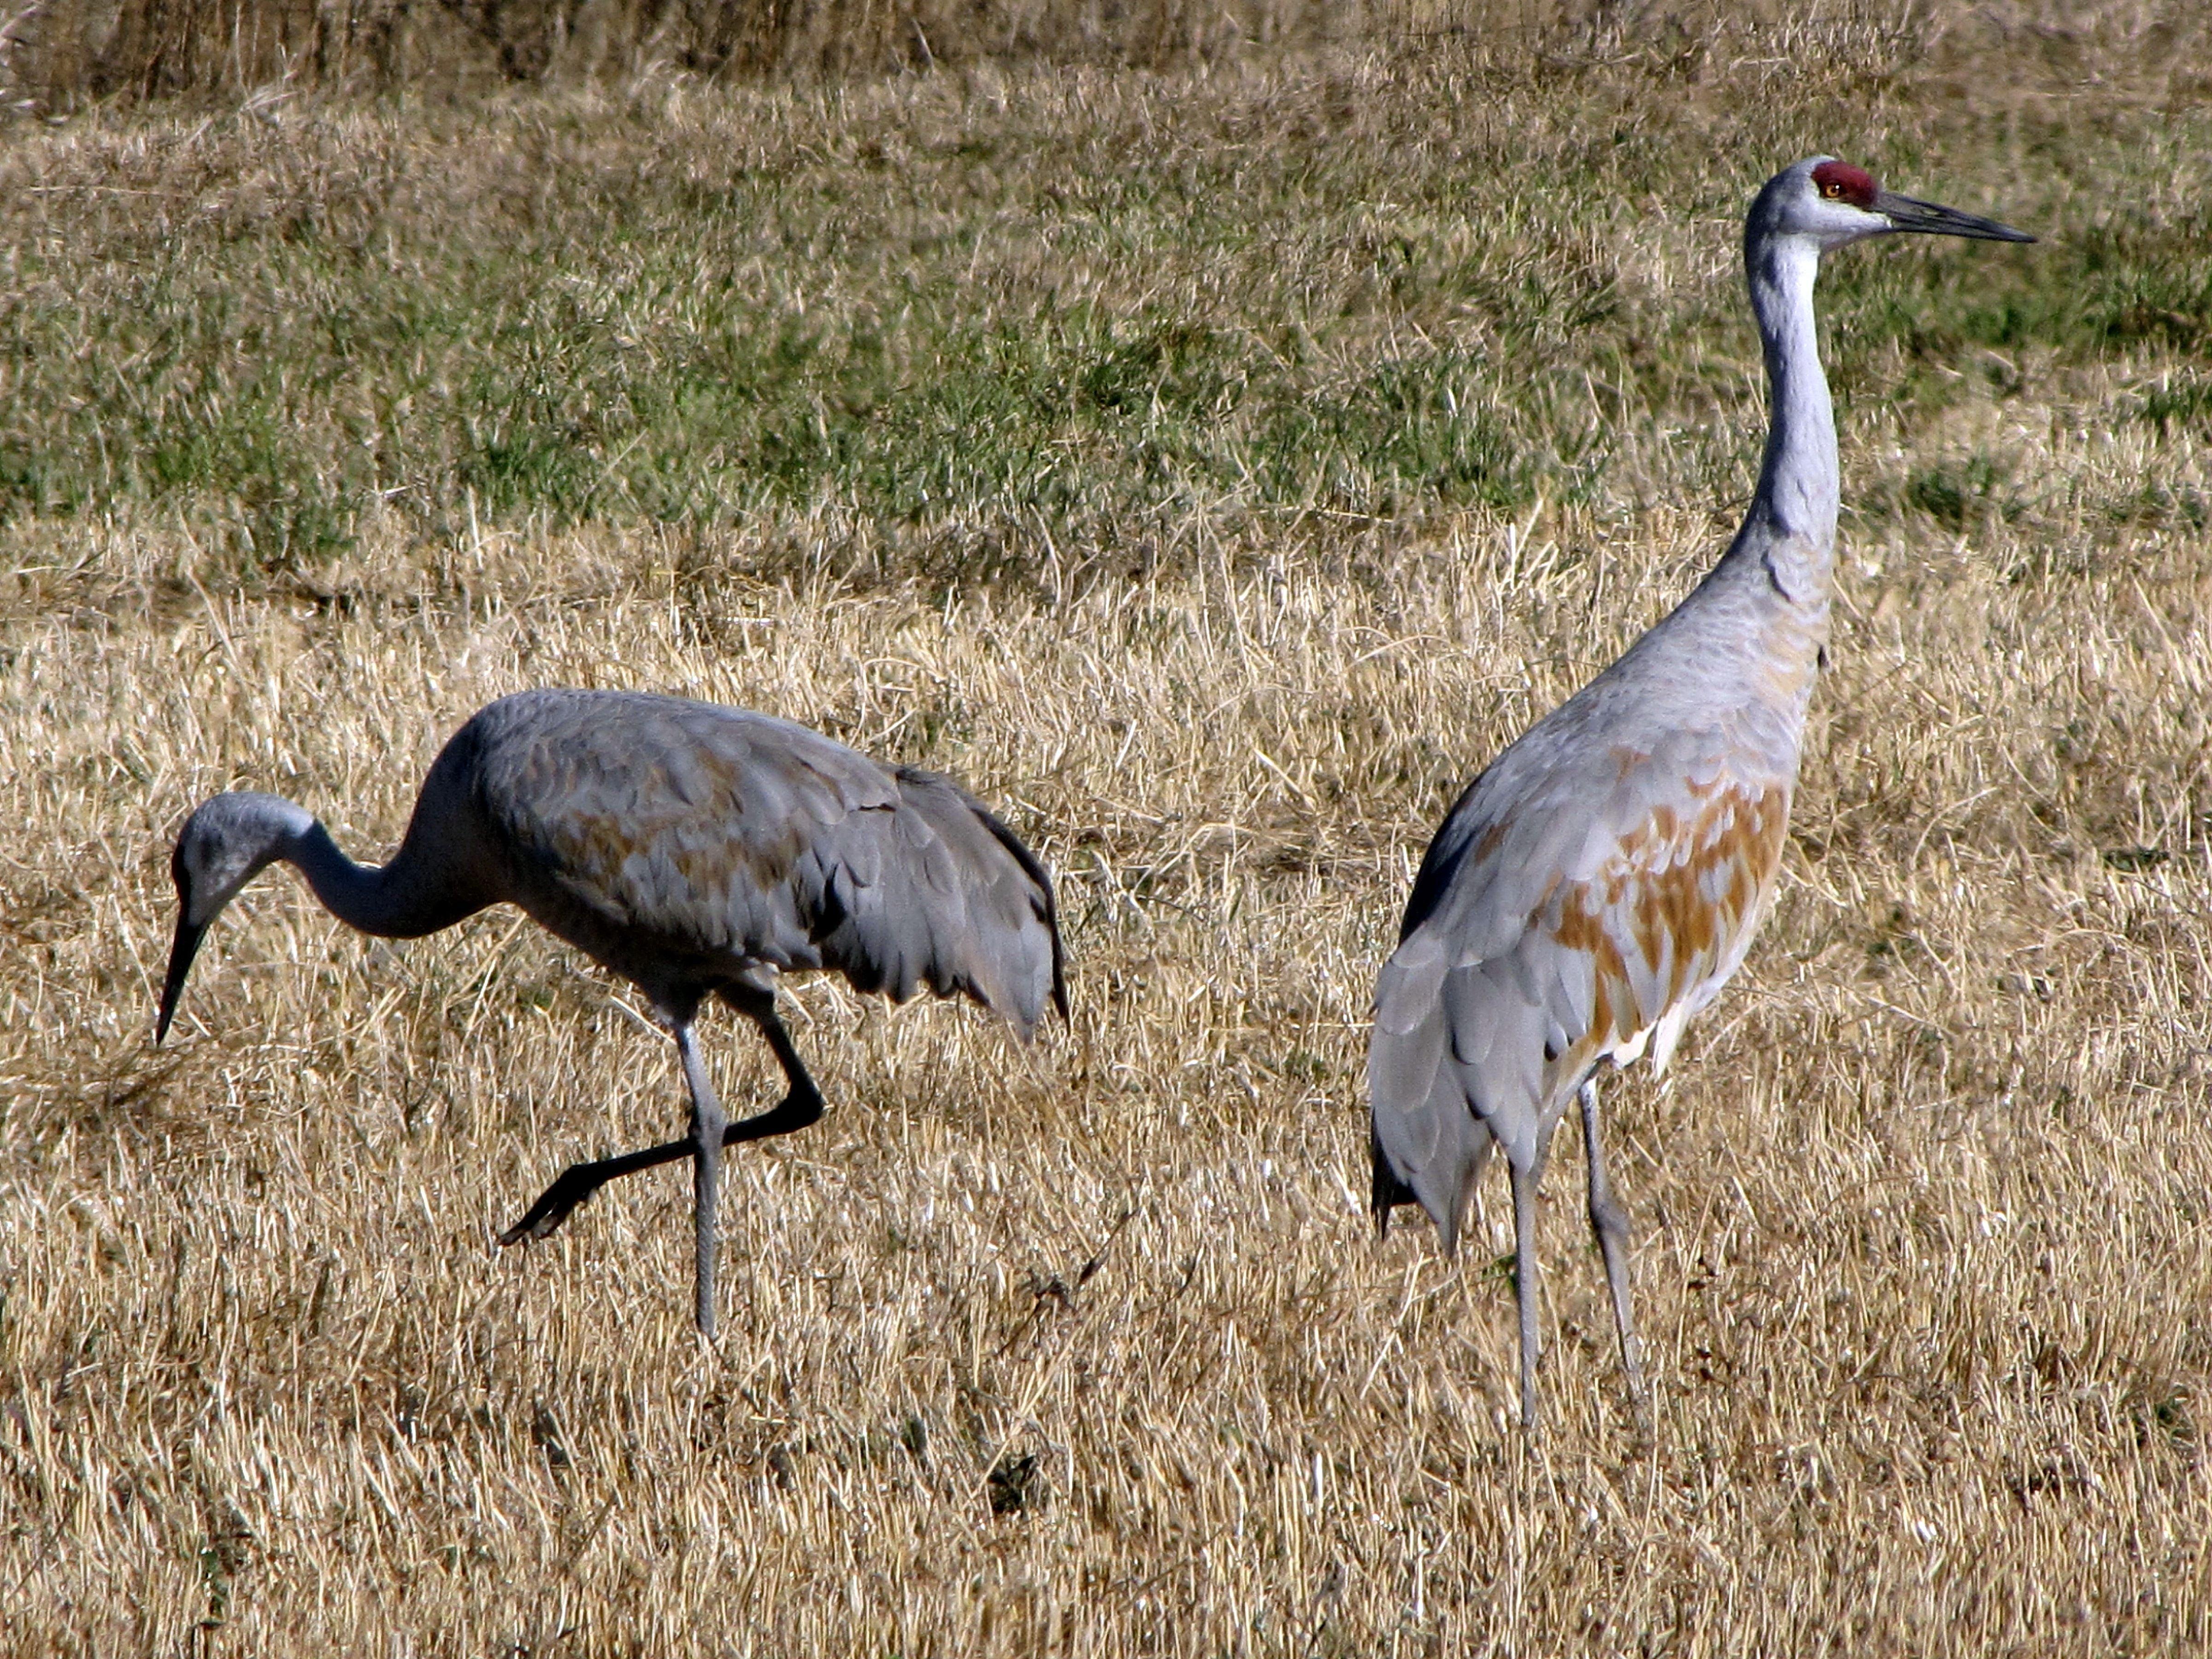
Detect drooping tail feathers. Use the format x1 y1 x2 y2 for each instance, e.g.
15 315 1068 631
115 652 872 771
1366 933 1496 1253
807 765 1065 1035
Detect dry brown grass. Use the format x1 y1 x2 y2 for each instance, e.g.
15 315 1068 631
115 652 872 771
4 5 2212 1653
2 0 1522 108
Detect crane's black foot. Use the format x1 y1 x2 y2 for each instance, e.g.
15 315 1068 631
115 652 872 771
499 1134 693 1247
498 1163 608 1245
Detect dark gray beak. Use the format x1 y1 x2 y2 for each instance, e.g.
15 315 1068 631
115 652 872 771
1875 190 2035 243
156 913 206 1044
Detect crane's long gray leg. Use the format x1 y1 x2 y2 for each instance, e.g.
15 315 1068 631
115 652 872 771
1580 1078 1650 1428
497 992 827 1249
679 1024 729 1338
724 988 827 1144
1510 1158 1543 1434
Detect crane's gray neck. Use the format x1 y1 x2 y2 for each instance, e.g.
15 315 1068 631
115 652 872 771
1728 232 1838 600
287 818 484 939
165 789 498 1042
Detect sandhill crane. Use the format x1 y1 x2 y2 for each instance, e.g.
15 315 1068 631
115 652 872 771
157 688 1065 1336
1369 158 2032 1431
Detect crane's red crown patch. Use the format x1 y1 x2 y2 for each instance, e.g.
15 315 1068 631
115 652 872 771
1811 161 1878 208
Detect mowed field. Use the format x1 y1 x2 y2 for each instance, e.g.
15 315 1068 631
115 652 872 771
4 4 2212 1651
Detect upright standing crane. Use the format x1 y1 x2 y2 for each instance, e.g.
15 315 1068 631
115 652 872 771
1369 158 2031 1430
157 688 1065 1337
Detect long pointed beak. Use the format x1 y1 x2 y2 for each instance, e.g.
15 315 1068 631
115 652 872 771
1875 190 2035 243
156 914 207 1045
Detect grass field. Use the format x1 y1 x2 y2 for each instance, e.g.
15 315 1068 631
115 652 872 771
4 2 2212 1651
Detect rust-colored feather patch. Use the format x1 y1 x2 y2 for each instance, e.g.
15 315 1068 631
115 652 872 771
1544 777 1788 1081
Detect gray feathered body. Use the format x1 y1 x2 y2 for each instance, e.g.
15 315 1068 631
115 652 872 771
389 689 1064 1033
1369 534 1825 1246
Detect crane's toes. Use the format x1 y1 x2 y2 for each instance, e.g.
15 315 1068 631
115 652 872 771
497 1168 597 1246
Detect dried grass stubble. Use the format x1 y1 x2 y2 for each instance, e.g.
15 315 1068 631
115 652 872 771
4 496 2210 1649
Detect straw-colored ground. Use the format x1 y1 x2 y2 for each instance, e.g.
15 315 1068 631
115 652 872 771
4 5 2211 1652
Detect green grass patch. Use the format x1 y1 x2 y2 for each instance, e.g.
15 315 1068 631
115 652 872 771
0 43 2204 582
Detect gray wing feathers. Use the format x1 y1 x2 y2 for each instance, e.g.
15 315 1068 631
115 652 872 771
1373 713 1730 1230
475 693 887 963
1373 710 1791 1236
1375 759 1576 1238
459 691 1062 1030
1369 936 1494 1250
807 768 1064 1035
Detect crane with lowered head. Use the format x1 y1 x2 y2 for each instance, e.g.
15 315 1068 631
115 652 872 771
159 688 1065 1337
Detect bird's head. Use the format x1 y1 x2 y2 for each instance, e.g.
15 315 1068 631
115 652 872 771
1754 156 2035 254
158 791 315 1043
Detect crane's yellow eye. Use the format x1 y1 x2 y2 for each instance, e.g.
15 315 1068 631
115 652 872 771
1821 182 1845 199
